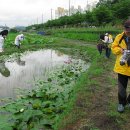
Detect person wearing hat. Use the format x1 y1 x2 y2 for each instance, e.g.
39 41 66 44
0 30 8 52
111 19 130 113
14 34 24 49
98 32 113 58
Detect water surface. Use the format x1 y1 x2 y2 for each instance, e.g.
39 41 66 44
0 49 73 98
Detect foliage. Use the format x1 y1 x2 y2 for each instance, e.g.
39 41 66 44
4 33 54 48
49 27 121 43
9 29 18 33
93 6 113 25
26 0 130 30
0 57 89 130
85 11 96 25
112 0 130 20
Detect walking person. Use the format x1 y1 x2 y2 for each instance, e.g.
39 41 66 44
100 33 113 58
14 34 24 49
111 19 130 113
97 34 105 55
0 30 8 52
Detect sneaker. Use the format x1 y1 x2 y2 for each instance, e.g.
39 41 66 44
117 104 124 113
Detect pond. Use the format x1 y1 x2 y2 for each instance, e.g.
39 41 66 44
0 49 89 98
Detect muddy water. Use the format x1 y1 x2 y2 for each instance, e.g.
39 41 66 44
0 49 76 98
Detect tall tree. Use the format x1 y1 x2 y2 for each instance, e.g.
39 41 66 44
93 6 113 25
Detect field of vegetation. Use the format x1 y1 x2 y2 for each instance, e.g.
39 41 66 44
0 27 130 130
26 0 130 31
49 27 122 43
1 0 130 129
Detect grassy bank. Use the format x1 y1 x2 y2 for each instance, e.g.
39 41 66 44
46 37 130 130
0 31 130 130
46 39 118 130
0 33 55 58
47 27 122 43
0 36 98 130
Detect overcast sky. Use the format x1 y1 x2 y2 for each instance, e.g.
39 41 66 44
0 0 98 28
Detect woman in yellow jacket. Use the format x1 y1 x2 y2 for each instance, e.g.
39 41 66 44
111 20 130 113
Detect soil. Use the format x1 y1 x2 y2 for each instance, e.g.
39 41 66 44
62 71 120 130
58 39 130 130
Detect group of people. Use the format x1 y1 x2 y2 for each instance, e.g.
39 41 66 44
0 30 24 52
97 32 113 58
97 19 130 113
1 20 130 113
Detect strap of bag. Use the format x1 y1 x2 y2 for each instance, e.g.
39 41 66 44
119 33 125 44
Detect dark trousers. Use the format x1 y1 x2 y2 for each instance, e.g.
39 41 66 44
15 45 20 49
105 48 111 58
97 43 103 55
118 73 130 105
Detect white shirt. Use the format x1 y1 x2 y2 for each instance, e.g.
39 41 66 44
0 35 4 52
102 35 113 44
15 34 24 46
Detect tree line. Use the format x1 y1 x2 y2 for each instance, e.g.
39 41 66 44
26 0 130 30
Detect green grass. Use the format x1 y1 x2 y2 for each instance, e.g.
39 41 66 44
0 29 129 130
52 44 106 130
47 26 122 43
53 32 99 42
0 33 55 58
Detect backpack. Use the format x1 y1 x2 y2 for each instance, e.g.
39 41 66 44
118 33 130 50
119 33 125 44
108 34 113 43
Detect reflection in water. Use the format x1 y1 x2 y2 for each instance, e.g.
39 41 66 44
16 55 25 66
55 50 64 56
0 49 89 99
0 60 10 77
0 55 25 77
0 49 72 98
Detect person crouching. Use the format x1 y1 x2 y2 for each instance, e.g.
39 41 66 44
14 34 24 49
0 30 8 52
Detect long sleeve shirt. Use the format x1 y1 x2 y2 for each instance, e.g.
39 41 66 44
15 34 24 46
0 35 4 52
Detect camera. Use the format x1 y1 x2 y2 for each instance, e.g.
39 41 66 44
120 50 130 65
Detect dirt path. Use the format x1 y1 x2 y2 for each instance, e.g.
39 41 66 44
58 38 97 47
61 59 120 130
57 38 130 130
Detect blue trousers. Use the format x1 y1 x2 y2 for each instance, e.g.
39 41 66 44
105 48 111 58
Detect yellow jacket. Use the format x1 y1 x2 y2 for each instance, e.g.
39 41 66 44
111 32 130 76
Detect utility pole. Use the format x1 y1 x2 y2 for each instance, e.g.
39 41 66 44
42 13 43 23
69 0 70 16
51 9 53 20
87 0 88 11
37 17 38 24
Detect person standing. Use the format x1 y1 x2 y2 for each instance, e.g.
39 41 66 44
97 34 105 55
111 19 130 113
14 34 24 49
0 30 8 52
100 33 113 58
